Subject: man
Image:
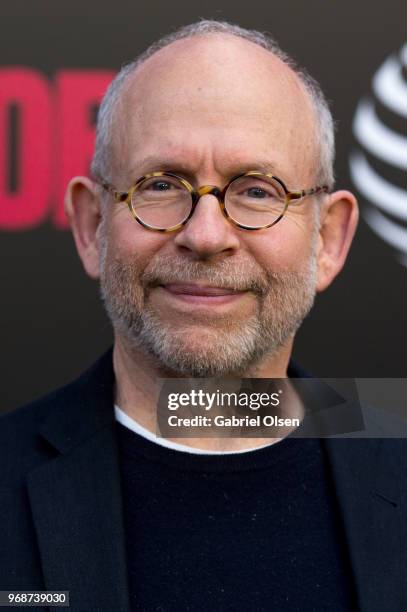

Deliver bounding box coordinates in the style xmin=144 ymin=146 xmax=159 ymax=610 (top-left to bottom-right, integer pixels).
xmin=1 ymin=20 xmax=406 ymax=612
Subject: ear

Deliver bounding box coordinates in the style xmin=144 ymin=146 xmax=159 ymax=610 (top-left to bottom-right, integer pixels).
xmin=316 ymin=190 xmax=359 ymax=292
xmin=64 ymin=176 xmax=103 ymax=280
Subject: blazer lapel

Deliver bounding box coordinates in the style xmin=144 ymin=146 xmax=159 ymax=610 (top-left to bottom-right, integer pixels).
xmin=324 ymin=437 xmax=407 ymax=612
xmin=26 ymin=349 xmax=130 ymax=612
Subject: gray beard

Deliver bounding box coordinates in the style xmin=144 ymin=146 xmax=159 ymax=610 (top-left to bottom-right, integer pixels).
xmin=99 ymin=246 xmax=317 ymax=378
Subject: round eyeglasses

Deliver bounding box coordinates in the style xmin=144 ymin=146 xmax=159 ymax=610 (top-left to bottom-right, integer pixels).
xmin=99 ymin=171 xmax=329 ymax=232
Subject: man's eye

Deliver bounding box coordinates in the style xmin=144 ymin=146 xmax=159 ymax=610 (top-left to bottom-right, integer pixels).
xmin=246 ymin=187 xmax=272 ymax=198
xmin=150 ymin=181 xmax=173 ymax=191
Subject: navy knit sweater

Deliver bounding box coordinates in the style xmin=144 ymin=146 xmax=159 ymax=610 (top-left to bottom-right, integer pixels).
xmin=117 ymin=423 xmax=357 ymax=612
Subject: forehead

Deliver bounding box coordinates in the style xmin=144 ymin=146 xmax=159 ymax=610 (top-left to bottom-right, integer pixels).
xmin=116 ymin=35 xmax=317 ymax=185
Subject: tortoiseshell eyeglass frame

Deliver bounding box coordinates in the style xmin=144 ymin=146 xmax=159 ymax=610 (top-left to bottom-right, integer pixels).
xmin=98 ymin=170 xmax=329 ymax=232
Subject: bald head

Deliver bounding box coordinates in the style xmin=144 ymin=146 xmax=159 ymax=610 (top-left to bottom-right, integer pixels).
xmin=113 ymin=36 xmax=316 ymax=189
xmin=92 ymin=21 xmax=335 ymax=191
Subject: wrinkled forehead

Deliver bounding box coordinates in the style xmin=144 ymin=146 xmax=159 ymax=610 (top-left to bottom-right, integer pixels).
xmin=114 ymin=35 xmax=318 ymax=185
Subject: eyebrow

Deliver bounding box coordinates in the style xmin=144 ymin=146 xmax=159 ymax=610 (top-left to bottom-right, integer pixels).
xmin=127 ymin=155 xmax=289 ymax=185
xmin=128 ymin=156 xmax=195 ymax=180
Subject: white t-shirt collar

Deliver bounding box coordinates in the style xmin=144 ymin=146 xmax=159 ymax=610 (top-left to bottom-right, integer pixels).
xmin=114 ymin=404 xmax=276 ymax=455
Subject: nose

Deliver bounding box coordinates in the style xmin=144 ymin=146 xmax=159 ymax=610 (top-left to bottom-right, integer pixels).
xmin=173 ymin=192 xmax=240 ymax=259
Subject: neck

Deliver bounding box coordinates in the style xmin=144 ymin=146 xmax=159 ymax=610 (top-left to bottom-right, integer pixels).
xmin=113 ymin=334 xmax=301 ymax=452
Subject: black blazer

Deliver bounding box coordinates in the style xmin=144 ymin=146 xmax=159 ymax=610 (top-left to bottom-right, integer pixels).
xmin=1 ymin=349 xmax=406 ymax=611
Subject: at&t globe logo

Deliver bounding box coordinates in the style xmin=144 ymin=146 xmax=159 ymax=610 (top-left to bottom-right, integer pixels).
xmin=349 ymin=43 xmax=407 ymax=266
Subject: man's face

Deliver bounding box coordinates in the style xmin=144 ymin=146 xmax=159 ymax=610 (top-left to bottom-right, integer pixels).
xmin=98 ymin=35 xmax=321 ymax=377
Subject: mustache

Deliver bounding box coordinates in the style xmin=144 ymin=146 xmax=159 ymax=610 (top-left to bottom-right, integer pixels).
xmin=140 ymin=255 xmax=272 ymax=296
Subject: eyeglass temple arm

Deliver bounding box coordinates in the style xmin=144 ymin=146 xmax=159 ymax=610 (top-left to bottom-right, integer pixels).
xmin=288 ymin=185 xmax=329 ymax=202
xmin=100 ymin=180 xmax=129 ymax=203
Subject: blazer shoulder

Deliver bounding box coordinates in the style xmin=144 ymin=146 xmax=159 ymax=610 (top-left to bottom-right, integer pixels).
xmin=1 ymin=387 xmax=64 ymax=438
xmin=0 ymin=348 xmax=114 ymax=466
xmin=0 ymin=380 xmax=79 ymax=474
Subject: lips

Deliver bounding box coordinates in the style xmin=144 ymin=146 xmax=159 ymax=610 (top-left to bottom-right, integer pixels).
xmin=162 ymin=283 xmax=242 ymax=296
